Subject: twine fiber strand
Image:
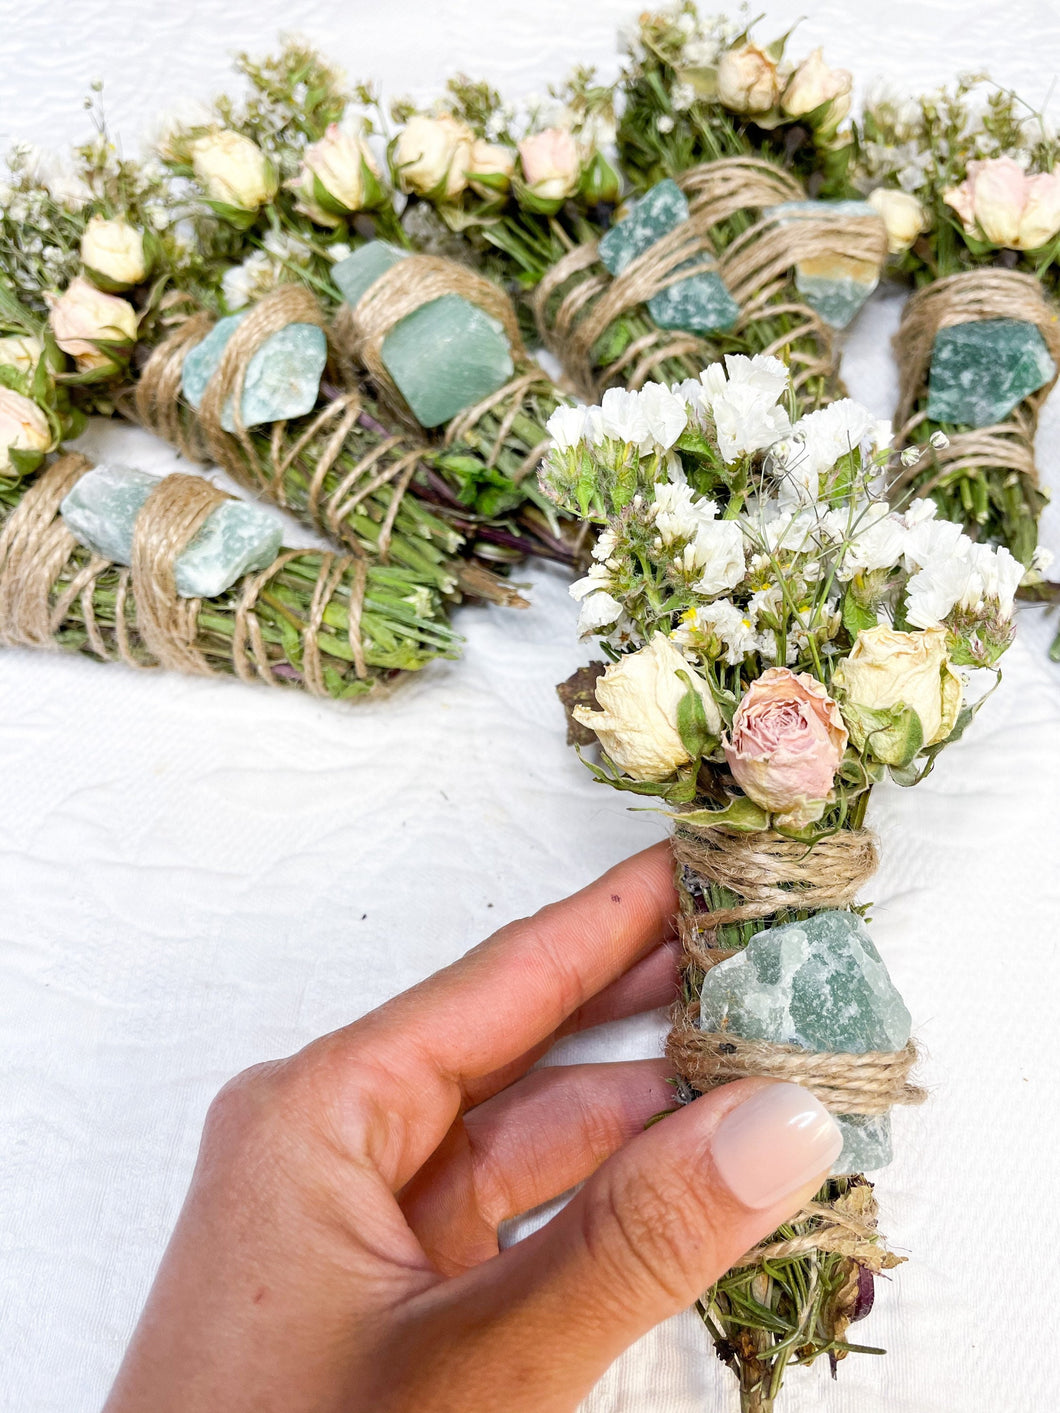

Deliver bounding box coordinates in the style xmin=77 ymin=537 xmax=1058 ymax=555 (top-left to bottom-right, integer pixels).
xmin=534 ymin=156 xmax=886 ymax=400
xmin=893 ymin=267 xmax=1060 ymax=493
xmin=0 ymin=456 xmax=371 ymax=691
xmin=134 ymin=287 xmax=429 ymax=565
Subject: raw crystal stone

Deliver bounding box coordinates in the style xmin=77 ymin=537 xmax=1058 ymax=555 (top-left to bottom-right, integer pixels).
xmin=647 ymin=272 xmax=739 ymax=333
xmin=182 ymin=312 xmax=327 ymax=432
xmin=698 ymin=909 xmax=911 ymax=1173
xmin=925 ymin=318 xmax=1055 ymax=427
xmin=598 ymin=179 xmax=691 ymax=275
xmin=769 ymin=200 xmax=881 ymax=329
xmin=599 ymin=178 xmax=739 ymax=333
xmin=332 ymin=241 xmax=515 ymax=428
xmin=61 ymin=462 xmax=284 ymax=598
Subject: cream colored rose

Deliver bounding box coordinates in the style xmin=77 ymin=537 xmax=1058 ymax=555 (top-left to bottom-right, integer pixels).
xmin=191 ymin=131 xmax=278 ymax=211
xmin=518 ymin=128 xmax=581 ymax=202
xmin=468 ymin=138 xmax=516 ymax=197
xmin=0 ymin=388 xmax=51 ymax=472
xmin=573 ymin=633 xmax=721 ymax=782
xmin=295 ymin=124 xmax=382 ymax=223
xmin=944 ymin=157 xmax=1060 ymax=251
xmin=781 ymin=49 xmax=852 ymax=129
xmin=80 ymin=215 xmax=149 ymax=289
xmin=716 ymin=43 xmax=783 ymax=115
xmin=833 ymin=625 xmax=962 ymax=750
xmin=0 ymin=334 xmax=45 ymax=374
xmin=395 ymin=115 xmax=475 ymax=199
xmin=867 ymin=188 xmax=929 ymax=254
xmin=48 ymin=276 xmax=138 ymax=370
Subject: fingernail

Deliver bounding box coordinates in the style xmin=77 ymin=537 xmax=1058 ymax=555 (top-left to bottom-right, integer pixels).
xmin=710 ymin=1082 xmax=844 ymax=1210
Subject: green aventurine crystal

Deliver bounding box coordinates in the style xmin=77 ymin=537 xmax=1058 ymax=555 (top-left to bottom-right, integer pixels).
xmin=925 ymin=317 xmax=1056 ymax=427
xmin=61 ymin=462 xmax=284 ymax=598
xmin=598 ymin=179 xmax=738 ymax=334
xmin=699 ymin=910 xmax=911 ymax=1173
xmin=768 ymin=200 xmax=881 ymax=329
xmin=181 ymin=312 xmax=327 ymax=432
xmin=331 ymin=242 xmax=514 ymax=428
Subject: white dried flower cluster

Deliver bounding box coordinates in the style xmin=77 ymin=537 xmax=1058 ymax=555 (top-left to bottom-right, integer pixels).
xmin=542 ymin=355 xmax=1021 ymax=671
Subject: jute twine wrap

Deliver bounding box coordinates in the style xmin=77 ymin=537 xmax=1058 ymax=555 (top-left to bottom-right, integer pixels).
xmin=533 ymin=155 xmax=886 ymax=401
xmin=134 ymin=285 xmax=429 ymax=563
xmin=664 ymin=821 xmax=924 ymax=1266
xmin=892 ymin=267 xmax=1060 ymax=497
xmin=331 ymin=252 xmax=554 ymax=473
xmin=0 ymin=455 xmax=372 ymax=688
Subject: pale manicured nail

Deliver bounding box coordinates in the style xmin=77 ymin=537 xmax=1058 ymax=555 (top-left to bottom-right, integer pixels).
xmin=710 ymin=1082 xmax=844 ymax=1210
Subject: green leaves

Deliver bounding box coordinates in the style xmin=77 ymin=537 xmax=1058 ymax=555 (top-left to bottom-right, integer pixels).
xmin=841 ymin=699 xmax=924 ymax=769
xmin=671 ymin=795 xmax=770 ymax=833
xmin=675 ymin=669 xmax=720 ymax=762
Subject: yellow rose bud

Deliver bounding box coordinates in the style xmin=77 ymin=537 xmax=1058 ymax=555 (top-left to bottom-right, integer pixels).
xmin=191 ymin=131 xmax=278 ymax=212
xmin=716 ymin=43 xmax=783 ymax=116
xmin=0 ymin=334 xmax=45 ymax=374
xmin=867 ymin=188 xmax=929 ymax=255
xmin=394 ymin=115 xmax=475 ymax=200
xmin=833 ymin=625 xmax=962 ymax=751
xmin=80 ymin=215 xmax=149 ymax=290
xmin=572 ymin=633 xmax=721 ymax=782
xmin=0 ymin=388 xmax=52 ymax=472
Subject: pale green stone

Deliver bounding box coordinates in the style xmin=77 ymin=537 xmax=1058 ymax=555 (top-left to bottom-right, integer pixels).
xmin=769 ymin=200 xmax=881 ymax=329
xmin=598 ymin=179 xmax=691 ymax=275
xmin=648 ymin=272 xmax=739 ymax=333
xmin=60 ymin=462 xmax=283 ymax=598
xmin=181 ymin=313 xmax=327 ymax=432
xmin=698 ymin=910 xmax=911 ymax=1173
xmin=332 ymin=241 xmax=515 ymax=428
xmin=925 ymin=318 xmax=1055 ymax=427
xmin=599 ymin=178 xmax=739 ymax=334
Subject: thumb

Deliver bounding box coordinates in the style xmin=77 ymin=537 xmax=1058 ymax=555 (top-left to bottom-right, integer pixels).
xmin=450 ymin=1078 xmax=843 ymax=1409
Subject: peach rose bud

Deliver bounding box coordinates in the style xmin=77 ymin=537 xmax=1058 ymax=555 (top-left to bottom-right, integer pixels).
xmin=724 ymin=666 xmax=847 ymax=830
xmin=518 ymin=128 xmax=581 ymax=203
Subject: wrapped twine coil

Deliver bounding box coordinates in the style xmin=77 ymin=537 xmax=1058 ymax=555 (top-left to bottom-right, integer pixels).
xmin=331 ymin=252 xmax=556 ymax=477
xmin=0 ymin=454 xmax=372 ymax=688
xmin=135 ymin=285 xmax=427 ymax=563
xmin=533 ymin=155 xmax=887 ymax=401
xmin=665 ymin=821 xmax=924 ymax=1269
xmin=891 ymin=267 xmax=1060 ymax=499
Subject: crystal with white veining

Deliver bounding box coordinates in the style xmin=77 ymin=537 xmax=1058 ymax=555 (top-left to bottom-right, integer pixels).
xmin=768 ymin=200 xmax=881 ymax=329
xmin=698 ymin=909 xmax=911 ymax=1173
xmin=925 ymin=318 xmax=1055 ymax=427
xmin=181 ymin=313 xmax=327 ymax=432
xmin=61 ymin=462 xmax=284 ymax=598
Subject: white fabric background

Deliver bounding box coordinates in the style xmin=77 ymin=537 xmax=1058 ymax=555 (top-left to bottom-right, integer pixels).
xmin=2 ymin=4 xmax=1060 ymax=1411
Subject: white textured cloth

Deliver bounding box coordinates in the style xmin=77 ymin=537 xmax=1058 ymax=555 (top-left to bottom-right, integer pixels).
xmin=2 ymin=5 xmax=1060 ymax=1412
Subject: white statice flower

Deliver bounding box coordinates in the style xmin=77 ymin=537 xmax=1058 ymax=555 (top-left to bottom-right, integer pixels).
xmin=577 ymin=591 xmax=624 ymax=637
xmin=653 ymin=481 xmax=714 ymax=544
xmin=904 ymin=554 xmax=977 ymax=628
xmin=835 ymin=502 xmax=907 ymax=580
xmin=700 ymin=354 xmax=792 ymax=463
xmin=690 ymin=519 xmax=747 ymax=596
xmin=790 ymin=399 xmax=891 ymax=481
xmin=598 ymin=386 xmax=649 ymax=445
xmin=967 ymin=541 xmax=1023 ymax=616
xmin=569 ymin=563 xmax=614 ymax=601
xmin=592 ymin=527 xmax=618 ymax=562
xmin=637 ymin=381 xmax=689 ymax=452
xmin=674 ymin=599 xmax=759 ymax=665
xmin=546 ymin=403 xmax=591 ymax=451
xmin=652 ymin=482 xmax=747 ymax=596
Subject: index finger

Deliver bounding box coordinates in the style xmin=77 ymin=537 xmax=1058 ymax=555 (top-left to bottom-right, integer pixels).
xmin=358 ymin=841 xmax=676 ymax=1084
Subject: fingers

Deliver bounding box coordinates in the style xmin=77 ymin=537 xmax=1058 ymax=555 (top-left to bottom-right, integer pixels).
xmin=306 ymin=844 xmax=676 ymax=1187
xmin=462 ymin=937 xmax=680 ymax=1109
xmin=402 ymin=1080 xmax=843 ymax=1412
xmin=400 ymin=1059 xmax=674 ymax=1274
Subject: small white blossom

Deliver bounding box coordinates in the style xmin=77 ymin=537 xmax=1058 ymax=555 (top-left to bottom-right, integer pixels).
xmin=598 ymin=386 xmax=649 ymax=445
xmin=577 ymin=590 xmax=624 ymax=636
xmin=637 ymin=382 xmax=689 ymax=452
xmin=546 ymin=403 xmax=590 ymax=451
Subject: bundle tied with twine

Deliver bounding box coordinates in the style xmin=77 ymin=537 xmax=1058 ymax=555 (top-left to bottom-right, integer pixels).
xmin=135 ymin=285 xmax=428 ymax=565
xmin=891 ymin=268 xmax=1060 ymax=515
xmin=533 ymin=156 xmax=887 ymax=402
xmin=664 ymin=820 xmax=925 ymax=1272
xmin=0 ymin=453 xmax=383 ymax=694
xmin=331 ymin=251 xmax=557 ymax=482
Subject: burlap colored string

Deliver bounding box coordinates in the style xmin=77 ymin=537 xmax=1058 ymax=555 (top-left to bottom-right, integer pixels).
xmin=134 ymin=286 xmax=428 ymax=562
xmin=333 ymin=252 xmax=528 ymax=425
xmin=0 ymin=455 xmax=371 ymax=688
xmin=533 ymin=155 xmax=886 ymax=400
xmin=892 ymin=267 xmax=1060 ymax=496
xmin=664 ymin=823 xmax=923 ymax=1140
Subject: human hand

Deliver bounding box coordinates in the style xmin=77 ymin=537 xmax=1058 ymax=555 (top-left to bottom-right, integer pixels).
xmin=104 ymin=843 xmax=842 ymax=1413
